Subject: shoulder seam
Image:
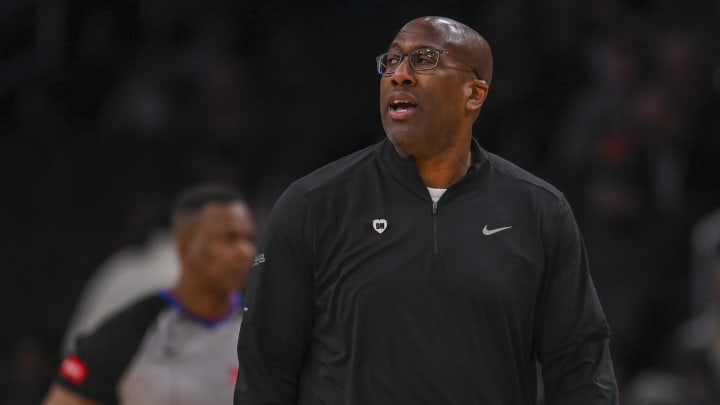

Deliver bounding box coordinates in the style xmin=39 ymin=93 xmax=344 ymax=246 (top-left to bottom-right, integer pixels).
xmin=296 ymin=143 xmax=380 ymax=197
xmin=488 ymin=155 xmax=564 ymax=201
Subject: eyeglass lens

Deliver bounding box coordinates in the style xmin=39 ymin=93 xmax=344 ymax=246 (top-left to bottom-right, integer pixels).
xmin=378 ymin=48 xmax=440 ymax=74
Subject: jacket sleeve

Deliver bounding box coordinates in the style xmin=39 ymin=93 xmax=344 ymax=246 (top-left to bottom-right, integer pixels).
xmin=536 ymin=197 xmax=619 ymax=405
xmin=235 ymin=182 xmax=315 ymax=405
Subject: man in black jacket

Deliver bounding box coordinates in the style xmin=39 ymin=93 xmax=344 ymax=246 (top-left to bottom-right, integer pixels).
xmin=235 ymin=16 xmax=619 ymax=404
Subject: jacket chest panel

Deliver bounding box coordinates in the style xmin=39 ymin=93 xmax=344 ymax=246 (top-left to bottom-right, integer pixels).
xmin=311 ymin=190 xmax=544 ymax=323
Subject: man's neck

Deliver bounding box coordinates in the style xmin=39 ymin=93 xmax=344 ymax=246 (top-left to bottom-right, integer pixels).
xmin=414 ymin=147 xmax=472 ymax=189
xmin=171 ymin=281 xmax=234 ymax=319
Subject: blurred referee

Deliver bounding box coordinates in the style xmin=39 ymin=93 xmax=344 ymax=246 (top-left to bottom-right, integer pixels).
xmin=43 ymin=184 xmax=256 ymax=404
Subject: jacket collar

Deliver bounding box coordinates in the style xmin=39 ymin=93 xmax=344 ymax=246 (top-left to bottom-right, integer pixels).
xmin=376 ymin=136 xmax=491 ymax=200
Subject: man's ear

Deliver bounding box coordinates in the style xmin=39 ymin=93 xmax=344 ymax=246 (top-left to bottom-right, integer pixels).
xmin=174 ymin=227 xmax=195 ymax=260
xmin=466 ymin=79 xmax=489 ymax=111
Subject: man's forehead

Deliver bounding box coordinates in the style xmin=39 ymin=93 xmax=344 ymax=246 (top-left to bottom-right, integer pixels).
xmin=200 ymin=201 xmax=250 ymax=219
xmin=390 ymin=31 xmax=441 ymax=50
xmin=390 ymin=19 xmax=463 ymax=50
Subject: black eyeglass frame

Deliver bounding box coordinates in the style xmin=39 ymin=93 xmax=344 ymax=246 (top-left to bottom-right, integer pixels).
xmin=376 ymin=47 xmax=481 ymax=80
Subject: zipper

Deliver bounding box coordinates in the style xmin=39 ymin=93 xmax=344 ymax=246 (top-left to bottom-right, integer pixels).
xmin=432 ymin=201 xmax=439 ymax=255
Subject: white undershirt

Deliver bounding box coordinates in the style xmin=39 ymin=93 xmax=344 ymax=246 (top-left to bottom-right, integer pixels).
xmin=427 ymin=187 xmax=447 ymax=203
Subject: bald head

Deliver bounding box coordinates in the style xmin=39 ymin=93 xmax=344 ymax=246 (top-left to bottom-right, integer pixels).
xmin=398 ymin=16 xmax=493 ymax=85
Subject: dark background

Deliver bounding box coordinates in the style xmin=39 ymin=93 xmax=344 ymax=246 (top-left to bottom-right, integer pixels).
xmin=1 ymin=0 xmax=719 ymax=403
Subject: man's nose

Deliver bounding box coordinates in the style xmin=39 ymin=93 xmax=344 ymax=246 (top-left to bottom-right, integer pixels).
xmin=390 ymin=57 xmax=417 ymax=86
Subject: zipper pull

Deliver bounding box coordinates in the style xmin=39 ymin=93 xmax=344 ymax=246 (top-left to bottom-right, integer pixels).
xmin=432 ymin=201 xmax=437 ymax=215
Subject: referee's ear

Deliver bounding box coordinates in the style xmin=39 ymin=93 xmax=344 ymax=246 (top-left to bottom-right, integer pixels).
xmin=174 ymin=224 xmax=194 ymax=262
xmin=173 ymin=213 xmax=198 ymax=260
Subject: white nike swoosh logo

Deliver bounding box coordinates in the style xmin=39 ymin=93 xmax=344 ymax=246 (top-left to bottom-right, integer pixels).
xmin=482 ymin=225 xmax=512 ymax=235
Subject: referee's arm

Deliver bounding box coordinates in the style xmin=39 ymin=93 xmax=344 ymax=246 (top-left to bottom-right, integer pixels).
xmin=42 ymin=384 xmax=99 ymax=405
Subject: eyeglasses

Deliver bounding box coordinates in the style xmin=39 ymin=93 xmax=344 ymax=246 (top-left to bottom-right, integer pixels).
xmin=376 ymin=47 xmax=481 ymax=79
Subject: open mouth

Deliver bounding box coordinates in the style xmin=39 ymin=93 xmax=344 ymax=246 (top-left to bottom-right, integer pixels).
xmin=388 ymin=100 xmax=418 ymax=120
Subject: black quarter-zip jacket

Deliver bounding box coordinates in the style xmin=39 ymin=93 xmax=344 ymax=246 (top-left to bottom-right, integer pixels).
xmin=235 ymin=138 xmax=618 ymax=405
